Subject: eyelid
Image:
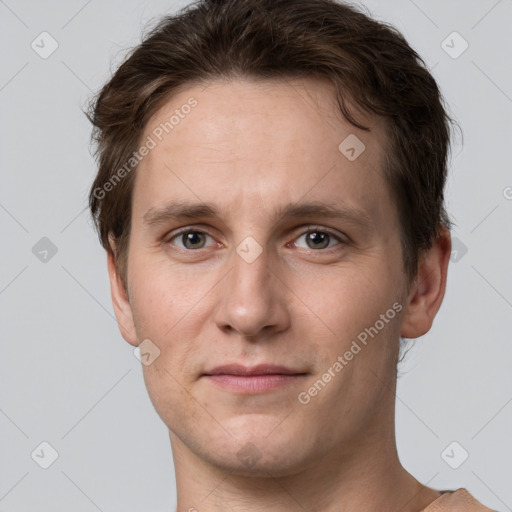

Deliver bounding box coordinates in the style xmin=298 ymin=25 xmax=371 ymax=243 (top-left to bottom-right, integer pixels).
xmin=294 ymin=224 xmax=347 ymax=241
xmin=164 ymin=224 xmax=348 ymax=250
xmin=290 ymin=225 xmax=347 ymax=250
xmin=165 ymin=226 xmax=218 ymax=248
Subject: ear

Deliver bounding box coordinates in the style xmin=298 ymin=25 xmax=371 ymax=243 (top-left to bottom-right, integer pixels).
xmin=107 ymin=237 xmax=138 ymax=346
xmin=400 ymin=226 xmax=451 ymax=339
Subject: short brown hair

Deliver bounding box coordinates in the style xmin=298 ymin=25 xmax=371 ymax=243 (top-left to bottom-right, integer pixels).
xmin=86 ymin=0 xmax=453 ymax=291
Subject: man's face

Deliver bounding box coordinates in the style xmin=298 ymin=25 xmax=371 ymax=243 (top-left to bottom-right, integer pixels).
xmin=115 ymin=77 xmax=410 ymax=475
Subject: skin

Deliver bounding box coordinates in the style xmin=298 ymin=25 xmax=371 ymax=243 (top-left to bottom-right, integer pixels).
xmin=107 ymin=76 xmax=451 ymax=512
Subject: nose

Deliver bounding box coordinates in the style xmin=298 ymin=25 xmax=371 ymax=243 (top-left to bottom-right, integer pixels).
xmin=213 ymin=240 xmax=290 ymax=339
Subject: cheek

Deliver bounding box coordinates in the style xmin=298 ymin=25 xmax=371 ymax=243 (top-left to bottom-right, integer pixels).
xmin=308 ymin=264 xmax=398 ymax=331
xmin=300 ymin=268 xmax=403 ymax=417
xmin=141 ymin=359 xmax=207 ymax=440
xmin=303 ymin=264 xmax=404 ymax=385
xmin=127 ymin=251 xmax=209 ymax=337
xmin=127 ymin=253 xmax=214 ymax=386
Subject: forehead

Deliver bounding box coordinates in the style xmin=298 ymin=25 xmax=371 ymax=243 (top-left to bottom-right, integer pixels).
xmin=132 ymin=77 xmax=393 ymax=225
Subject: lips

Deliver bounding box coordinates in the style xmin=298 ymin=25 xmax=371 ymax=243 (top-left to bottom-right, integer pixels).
xmin=204 ymin=364 xmax=306 ymax=376
xmin=203 ymin=364 xmax=307 ymax=394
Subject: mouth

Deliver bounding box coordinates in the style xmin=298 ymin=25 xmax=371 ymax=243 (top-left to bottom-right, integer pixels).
xmin=203 ymin=364 xmax=308 ymax=394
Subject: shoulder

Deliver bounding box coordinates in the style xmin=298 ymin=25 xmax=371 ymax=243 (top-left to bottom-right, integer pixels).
xmin=421 ymin=488 xmax=497 ymax=512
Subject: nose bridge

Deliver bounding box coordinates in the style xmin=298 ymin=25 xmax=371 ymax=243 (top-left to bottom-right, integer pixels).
xmin=232 ymin=236 xmax=269 ymax=291
xmin=213 ymin=235 xmax=288 ymax=337
xmin=229 ymin=235 xmax=273 ymax=308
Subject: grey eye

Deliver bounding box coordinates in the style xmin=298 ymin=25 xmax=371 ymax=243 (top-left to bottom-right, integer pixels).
xmin=295 ymin=230 xmax=340 ymax=250
xmin=171 ymin=231 xmax=214 ymax=249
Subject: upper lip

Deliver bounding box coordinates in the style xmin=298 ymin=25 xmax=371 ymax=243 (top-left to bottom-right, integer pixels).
xmin=204 ymin=364 xmax=306 ymax=376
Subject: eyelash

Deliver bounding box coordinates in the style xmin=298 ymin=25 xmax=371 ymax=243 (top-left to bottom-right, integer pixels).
xmin=165 ymin=226 xmax=346 ymax=252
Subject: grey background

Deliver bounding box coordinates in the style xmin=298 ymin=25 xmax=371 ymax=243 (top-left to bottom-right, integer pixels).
xmin=1 ymin=0 xmax=511 ymax=510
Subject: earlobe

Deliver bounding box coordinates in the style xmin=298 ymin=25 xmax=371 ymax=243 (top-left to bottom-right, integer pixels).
xmin=106 ymin=241 xmax=139 ymax=346
xmin=400 ymin=227 xmax=451 ymax=339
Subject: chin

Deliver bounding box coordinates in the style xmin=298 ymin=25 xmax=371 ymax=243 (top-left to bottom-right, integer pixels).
xmin=206 ymin=443 xmax=312 ymax=478
xmin=198 ymin=416 xmax=315 ymax=477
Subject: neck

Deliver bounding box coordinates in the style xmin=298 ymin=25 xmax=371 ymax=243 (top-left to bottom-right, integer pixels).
xmin=170 ymin=419 xmax=441 ymax=512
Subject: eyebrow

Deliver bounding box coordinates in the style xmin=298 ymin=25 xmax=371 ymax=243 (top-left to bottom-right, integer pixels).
xmin=142 ymin=200 xmax=373 ymax=229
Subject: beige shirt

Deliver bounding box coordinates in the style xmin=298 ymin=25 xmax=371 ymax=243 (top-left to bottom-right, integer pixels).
xmin=422 ymin=488 xmax=496 ymax=511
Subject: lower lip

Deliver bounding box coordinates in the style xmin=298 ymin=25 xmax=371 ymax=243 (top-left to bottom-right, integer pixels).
xmin=204 ymin=374 xmax=305 ymax=393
